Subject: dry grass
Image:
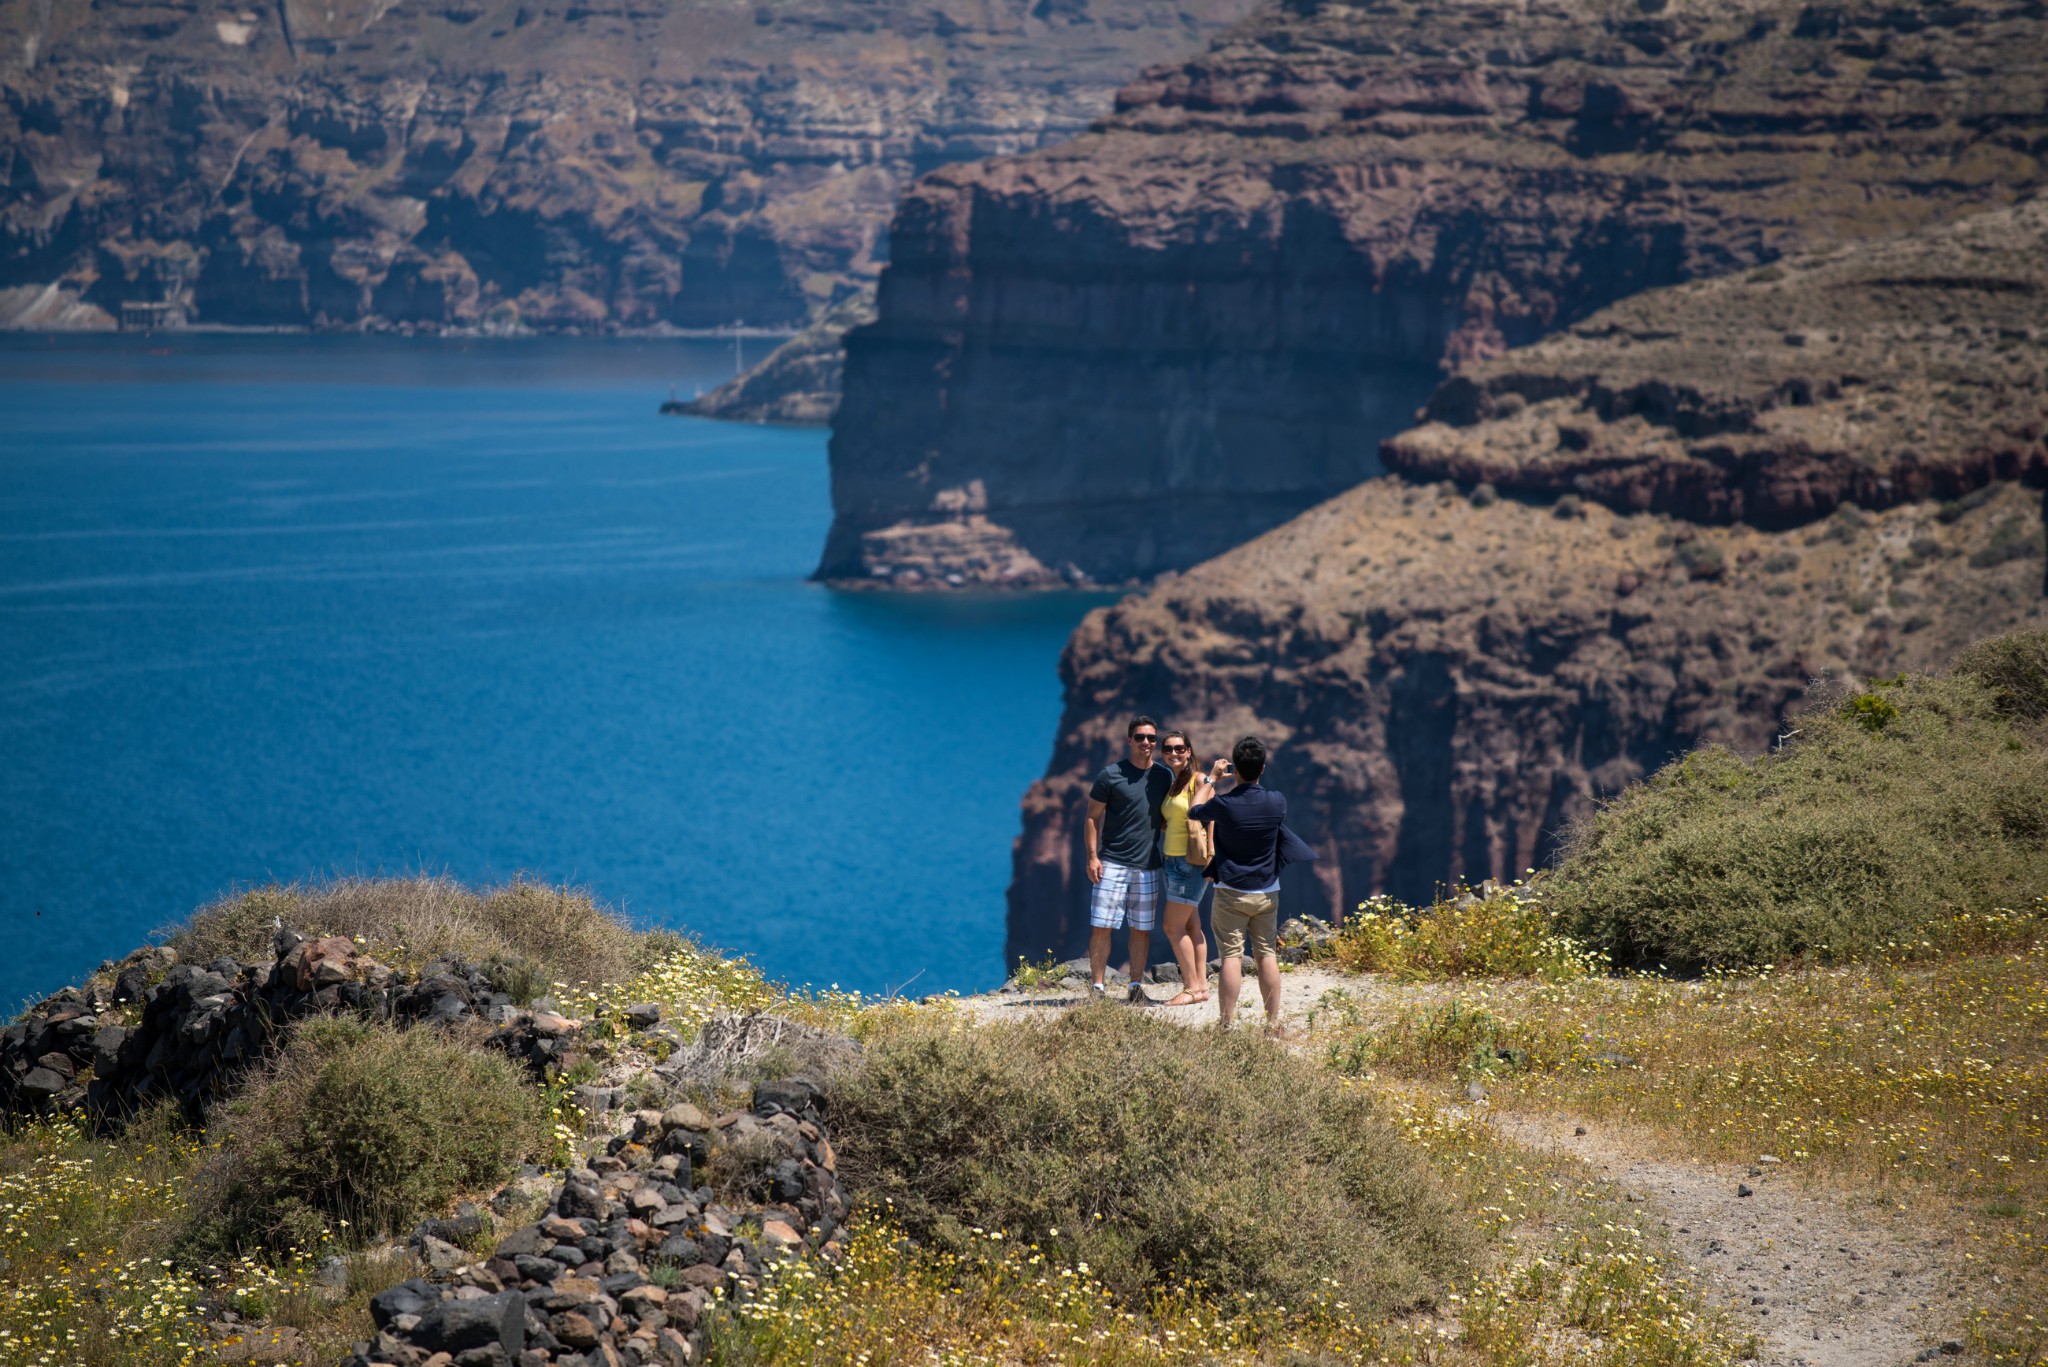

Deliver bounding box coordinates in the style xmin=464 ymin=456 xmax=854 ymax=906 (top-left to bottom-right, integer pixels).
xmin=169 ymin=876 xmax=668 ymax=988
xmin=1313 ymin=911 xmax=2048 ymax=1363
xmin=709 ymin=1080 xmax=1755 ymax=1367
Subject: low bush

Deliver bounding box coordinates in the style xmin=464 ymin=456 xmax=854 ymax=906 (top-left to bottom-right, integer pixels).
xmin=1547 ymin=631 xmax=2048 ymax=972
xmin=1330 ymin=886 xmax=1604 ymax=982
xmin=172 ymin=875 xmax=659 ymax=989
xmin=830 ymin=1007 xmax=1477 ymax=1317
xmin=185 ymin=1017 xmax=547 ymax=1254
xmin=1956 ymin=627 xmax=2048 ymax=721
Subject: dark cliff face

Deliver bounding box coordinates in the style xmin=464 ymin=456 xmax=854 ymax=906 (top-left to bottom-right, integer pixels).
xmin=0 ymin=0 xmax=1262 ymax=330
xmin=823 ymin=0 xmax=2048 ymax=588
xmin=1003 ymin=201 xmax=2048 ymax=969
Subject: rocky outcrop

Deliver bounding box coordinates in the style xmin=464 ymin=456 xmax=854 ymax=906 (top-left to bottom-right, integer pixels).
xmin=674 ymin=287 xmax=875 ymax=425
xmin=0 ymin=931 xmax=595 ymax=1124
xmin=1383 ymin=202 xmax=2048 ymax=536
xmin=823 ymin=0 xmax=2048 ymax=587
xmin=1002 ymin=204 xmax=2048 ymax=968
xmin=0 ymin=0 xmax=1263 ymax=330
xmin=349 ymin=1078 xmax=849 ymax=1367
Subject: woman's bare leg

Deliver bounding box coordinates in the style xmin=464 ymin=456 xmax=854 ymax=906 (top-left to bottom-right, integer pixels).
xmin=1160 ymin=900 xmax=1204 ymax=1005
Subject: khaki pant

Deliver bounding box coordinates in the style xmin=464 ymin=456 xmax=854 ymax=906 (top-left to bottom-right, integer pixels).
xmin=1211 ymin=886 xmax=1278 ymax=961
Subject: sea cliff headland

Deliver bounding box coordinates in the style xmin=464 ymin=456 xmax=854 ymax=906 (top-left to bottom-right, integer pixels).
xmin=820 ymin=0 xmax=2048 ymax=588
xmin=1006 ymin=200 xmax=2048 ymax=964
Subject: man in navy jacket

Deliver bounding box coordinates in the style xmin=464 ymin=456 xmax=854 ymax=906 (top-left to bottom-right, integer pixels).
xmin=1188 ymin=735 xmax=1315 ymax=1034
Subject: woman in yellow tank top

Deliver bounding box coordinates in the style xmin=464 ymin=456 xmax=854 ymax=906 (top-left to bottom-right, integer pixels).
xmin=1158 ymin=729 xmax=1214 ymax=1007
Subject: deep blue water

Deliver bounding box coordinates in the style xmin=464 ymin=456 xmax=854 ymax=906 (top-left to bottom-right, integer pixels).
xmin=0 ymin=334 xmax=1099 ymax=1009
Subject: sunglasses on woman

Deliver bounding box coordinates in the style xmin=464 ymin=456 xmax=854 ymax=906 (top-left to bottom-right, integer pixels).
xmin=1162 ymin=743 xmax=1189 ymax=754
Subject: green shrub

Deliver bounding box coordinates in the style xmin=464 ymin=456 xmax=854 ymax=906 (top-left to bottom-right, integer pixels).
xmin=831 ymin=1009 xmax=1477 ymax=1316
xmin=172 ymin=876 xmax=658 ymax=988
xmin=1548 ymin=634 xmax=2048 ymax=972
xmin=1955 ymin=628 xmax=2048 ymax=721
xmin=185 ymin=1017 xmax=547 ymax=1253
xmin=1839 ymin=689 xmax=1899 ymax=732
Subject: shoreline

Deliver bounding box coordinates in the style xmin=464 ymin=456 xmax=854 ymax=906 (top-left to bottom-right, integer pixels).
xmin=0 ymin=323 xmax=804 ymax=341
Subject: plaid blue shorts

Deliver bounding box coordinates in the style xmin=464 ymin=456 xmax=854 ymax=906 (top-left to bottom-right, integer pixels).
xmin=1090 ymin=860 xmax=1161 ymax=932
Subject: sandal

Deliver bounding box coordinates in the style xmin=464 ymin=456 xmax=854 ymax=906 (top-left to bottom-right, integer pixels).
xmin=1161 ymin=990 xmax=1201 ymax=1007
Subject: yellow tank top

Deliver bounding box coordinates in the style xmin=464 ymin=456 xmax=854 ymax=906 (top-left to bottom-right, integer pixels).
xmin=1162 ymin=779 xmax=1194 ymax=857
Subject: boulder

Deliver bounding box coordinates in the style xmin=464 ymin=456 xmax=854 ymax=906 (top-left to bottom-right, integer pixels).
xmin=412 ymin=1289 xmax=526 ymax=1356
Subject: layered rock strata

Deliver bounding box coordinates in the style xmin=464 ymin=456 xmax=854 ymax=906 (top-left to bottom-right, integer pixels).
xmin=1003 ymin=203 xmax=2048 ymax=967
xmin=1385 ymin=202 xmax=2048 ymax=538
xmin=0 ymin=0 xmax=1262 ymax=330
xmin=824 ymin=0 xmax=2048 ymax=586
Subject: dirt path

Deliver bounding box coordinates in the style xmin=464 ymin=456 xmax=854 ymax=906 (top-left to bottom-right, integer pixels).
xmin=1495 ymin=1112 xmax=1955 ymax=1367
xmin=958 ymin=969 xmax=1961 ymax=1366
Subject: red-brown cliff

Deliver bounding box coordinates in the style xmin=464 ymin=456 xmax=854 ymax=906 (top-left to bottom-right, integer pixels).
xmin=824 ymin=0 xmax=2048 ymax=586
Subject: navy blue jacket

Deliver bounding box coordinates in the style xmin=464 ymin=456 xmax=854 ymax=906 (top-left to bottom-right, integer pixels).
xmin=1188 ymin=782 xmax=1318 ymax=891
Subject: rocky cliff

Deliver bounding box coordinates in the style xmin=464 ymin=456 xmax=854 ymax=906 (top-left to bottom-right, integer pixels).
xmin=0 ymin=0 xmax=1261 ymax=330
xmin=675 ymin=286 xmax=874 ymax=424
xmin=823 ymin=0 xmax=2048 ymax=587
xmin=1004 ymin=200 xmax=2048 ymax=968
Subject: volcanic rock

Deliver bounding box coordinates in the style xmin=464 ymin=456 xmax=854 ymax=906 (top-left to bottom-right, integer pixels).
xmin=1384 ymin=201 xmax=2048 ymax=535
xmin=676 ymin=288 xmax=876 ymax=425
xmin=1002 ymin=204 xmax=2047 ymax=962
xmin=1 ymin=0 xmax=1264 ymax=331
xmin=824 ymin=0 xmax=2048 ymax=587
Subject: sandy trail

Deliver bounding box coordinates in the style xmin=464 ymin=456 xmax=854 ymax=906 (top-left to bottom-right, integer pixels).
xmin=958 ymin=967 xmax=1962 ymax=1367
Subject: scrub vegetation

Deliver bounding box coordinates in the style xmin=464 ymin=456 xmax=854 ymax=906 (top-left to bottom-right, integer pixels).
xmin=4 ymin=632 xmax=2043 ymax=1366
xmin=181 ymin=1016 xmax=548 ymax=1256
xmin=832 ymin=1008 xmax=1475 ymax=1313
xmin=170 ymin=876 xmax=670 ymax=991
xmin=1300 ymin=630 xmax=2048 ymax=1365
xmin=1546 ymin=631 xmax=2048 ymax=973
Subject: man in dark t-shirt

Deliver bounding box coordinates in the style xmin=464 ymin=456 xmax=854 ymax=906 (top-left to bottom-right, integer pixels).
xmin=1083 ymin=715 xmax=1172 ymax=1001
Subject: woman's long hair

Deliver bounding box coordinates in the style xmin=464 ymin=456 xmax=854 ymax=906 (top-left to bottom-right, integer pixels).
xmin=1164 ymin=730 xmax=1202 ymax=796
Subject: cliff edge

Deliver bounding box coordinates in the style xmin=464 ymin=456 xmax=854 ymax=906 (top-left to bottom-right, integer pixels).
xmin=1005 ymin=200 xmax=2048 ymax=967
xmin=823 ymin=0 xmax=2048 ymax=588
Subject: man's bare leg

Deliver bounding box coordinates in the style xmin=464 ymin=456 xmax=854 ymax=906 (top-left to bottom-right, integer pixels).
xmin=1217 ymin=950 xmax=1242 ymax=1028
xmin=1088 ymin=926 xmax=1114 ymax=989
xmin=1125 ymin=928 xmax=1150 ymax=988
xmin=1255 ymin=952 xmax=1283 ymax=1034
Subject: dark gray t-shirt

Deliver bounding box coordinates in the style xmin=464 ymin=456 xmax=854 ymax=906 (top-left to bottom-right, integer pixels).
xmin=1088 ymin=760 xmax=1171 ymax=870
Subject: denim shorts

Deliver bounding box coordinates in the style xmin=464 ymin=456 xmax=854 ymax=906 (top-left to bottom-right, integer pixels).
xmin=1161 ymin=855 xmax=1207 ymax=905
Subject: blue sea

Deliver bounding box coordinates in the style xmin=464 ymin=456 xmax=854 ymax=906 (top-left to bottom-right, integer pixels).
xmin=0 ymin=334 xmax=1100 ymax=1009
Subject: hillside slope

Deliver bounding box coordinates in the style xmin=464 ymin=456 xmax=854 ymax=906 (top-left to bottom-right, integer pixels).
xmin=0 ymin=0 xmax=1262 ymax=330
xmin=823 ymin=0 xmax=2048 ymax=586
xmin=1005 ymin=200 xmax=2048 ymax=966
